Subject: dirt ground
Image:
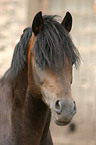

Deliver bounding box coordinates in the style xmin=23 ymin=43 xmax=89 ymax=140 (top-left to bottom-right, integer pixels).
xmin=0 ymin=0 xmax=96 ymax=145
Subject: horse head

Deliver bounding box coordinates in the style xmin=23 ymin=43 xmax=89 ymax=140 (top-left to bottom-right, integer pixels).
xmin=27 ymin=11 xmax=80 ymax=126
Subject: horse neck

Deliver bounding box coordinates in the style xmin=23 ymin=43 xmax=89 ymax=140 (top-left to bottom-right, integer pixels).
xmin=11 ymin=66 xmax=51 ymax=145
xmin=11 ymin=67 xmax=28 ymax=144
xmin=21 ymin=54 xmax=51 ymax=145
xmin=22 ymin=88 xmax=50 ymax=145
xmin=11 ymin=66 xmax=28 ymax=106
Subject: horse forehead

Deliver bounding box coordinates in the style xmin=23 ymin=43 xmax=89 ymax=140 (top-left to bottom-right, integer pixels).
xmin=44 ymin=61 xmax=71 ymax=81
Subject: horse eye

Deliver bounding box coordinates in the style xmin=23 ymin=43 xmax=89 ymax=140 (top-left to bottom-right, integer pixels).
xmin=40 ymin=80 xmax=44 ymax=85
xmin=70 ymin=68 xmax=73 ymax=84
xmin=71 ymin=76 xmax=73 ymax=84
xmin=72 ymin=58 xmax=75 ymax=66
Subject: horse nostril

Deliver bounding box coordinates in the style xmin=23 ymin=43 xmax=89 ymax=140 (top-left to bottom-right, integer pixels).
xmin=54 ymin=99 xmax=62 ymax=114
xmin=73 ymin=101 xmax=76 ymax=113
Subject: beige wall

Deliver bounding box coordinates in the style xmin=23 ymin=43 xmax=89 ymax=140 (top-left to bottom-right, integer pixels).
xmin=27 ymin=0 xmax=39 ymax=25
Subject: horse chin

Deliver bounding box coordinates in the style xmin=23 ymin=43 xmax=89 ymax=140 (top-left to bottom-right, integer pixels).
xmin=55 ymin=120 xmax=71 ymax=126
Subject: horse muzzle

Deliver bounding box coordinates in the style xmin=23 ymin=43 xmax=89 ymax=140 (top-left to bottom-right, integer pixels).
xmin=52 ymin=98 xmax=77 ymax=126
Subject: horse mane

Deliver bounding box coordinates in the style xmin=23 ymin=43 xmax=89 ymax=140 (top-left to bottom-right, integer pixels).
xmin=10 ymin=14 xmax=80 ymax=79
xmin=10 ymin=27 xmax=32 ymax=79
xmin=34 ymin=15 xmax=80 ymax=72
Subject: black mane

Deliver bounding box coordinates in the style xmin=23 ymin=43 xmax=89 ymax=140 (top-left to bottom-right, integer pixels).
xmin=34 ymin=15 xmax=80 ymax=71
xmin=10 ymin=15 xmax=80 ymax=78
xmin=10 ymin=27 xmax=32 ymax=78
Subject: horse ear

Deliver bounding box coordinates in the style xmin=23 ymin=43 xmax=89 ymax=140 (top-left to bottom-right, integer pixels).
xmin=32 ymin=11 xmax=44 ymax=36
xmin=61 ymin=12 xmax=72 ymax=32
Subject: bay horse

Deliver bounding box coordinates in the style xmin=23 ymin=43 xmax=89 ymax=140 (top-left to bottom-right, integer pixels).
xmin=0 ymin=11 xmax=80 ymax=145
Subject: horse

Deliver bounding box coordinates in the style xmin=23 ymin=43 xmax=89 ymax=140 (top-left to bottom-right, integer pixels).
xmin=0 ymin=11 xmax=80 ymax=145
